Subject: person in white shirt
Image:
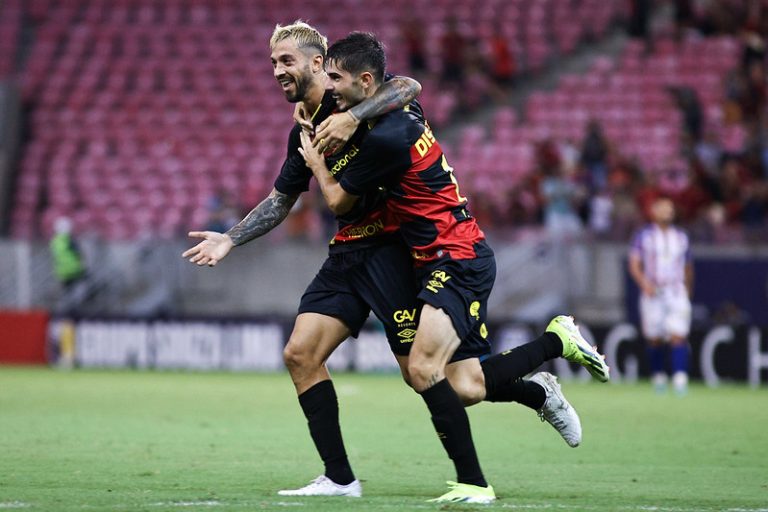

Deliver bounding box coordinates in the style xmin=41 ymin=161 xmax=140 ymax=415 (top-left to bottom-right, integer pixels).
xmin=629 ymin=197 xmax=694 ymax=394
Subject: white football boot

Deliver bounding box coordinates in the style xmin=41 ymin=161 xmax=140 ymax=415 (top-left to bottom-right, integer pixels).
xmin=278 ymin=475 xmax=362 ymax=497
xmin=529 ymin=372 xmax=583 ymax=447
xmin=672 ymin=371 xmax=688 ymax=396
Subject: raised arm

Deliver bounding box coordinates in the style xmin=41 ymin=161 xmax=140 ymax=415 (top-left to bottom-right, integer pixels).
xmin=348 ymin=75 xmax=421 ymax=123
xmin=182 ymin=188 xmax=298 ymax=267
xmin=312 ymin=76 xmax=422 ymax=153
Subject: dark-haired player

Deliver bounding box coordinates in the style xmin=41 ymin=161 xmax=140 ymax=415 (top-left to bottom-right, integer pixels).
xmin=299 ymin=32 xmax=610 ymax=503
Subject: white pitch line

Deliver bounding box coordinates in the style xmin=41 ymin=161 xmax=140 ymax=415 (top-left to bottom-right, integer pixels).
xmin=499 ymin=504 xmax=768 ymax=512
xmin=148 ymin=501 xmax=222 ymax=508
xmin=0 ymin=503 xmax=30 ymax=510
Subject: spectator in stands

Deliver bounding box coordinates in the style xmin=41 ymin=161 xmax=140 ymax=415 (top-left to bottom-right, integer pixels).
xmin=489 ymin=21 xmax=516 ymax=87
xmin=205 ymin=189 xmax=240 ymax=233
xmin=402 ymin=20 xmax=427 ymax=74
xmin=49 ymin=217 xmax=89 ymax=315
xmin=693 ymin=129 xmax=724 ymax=179
xmin=740 ymin=180 xmax=767 ymax=242
xmin=697 ymin=0 xmax=743 ymax=36
xmin=741 ymin=1 xmax=766 ymax=72
xmin=539 ymin=161 xmax=584 ymax=240
xmin=588 ymin=188 xmax=614 ymax=239
xmin=673 ymin=0 xmax=696 ymax=40
xmin=628 ymin=0 xmax=653 ymax=52
xmin=580 ymin=120 xmax=609 ymax=192
xmin=668 ymin=86 xmax=703 ymax=142
xmin=672 ymin=164 xmax=713 ymax=225
xmin=742 ymin=60 xmax=767 ymax=124
xmin=440 ymin=16 xmax=466 ymax=86
xmin=719 ymin=156 xmax=751 ymax=225
xmin=608 ymin=157 xmax=643 ymax=240
xmin=461 ymin=37 xmax=495 ymax=109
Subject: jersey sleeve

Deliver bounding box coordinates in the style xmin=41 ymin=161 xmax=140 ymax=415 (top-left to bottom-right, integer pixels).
xmin=274 ymin=125 xmax=312 ymax=195
xmin=337 ymin=116 xmax=414 ymax=196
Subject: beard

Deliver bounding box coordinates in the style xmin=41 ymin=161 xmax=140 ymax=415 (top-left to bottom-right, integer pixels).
xmin=285 ymin=65 xmax=313 ymax=103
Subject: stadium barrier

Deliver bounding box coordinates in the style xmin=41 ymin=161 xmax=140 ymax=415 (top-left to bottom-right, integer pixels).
xmin=0 ymin=309 xmax=49 ymax=364
xmin=46 ymin=317 xmax=768 ymax=387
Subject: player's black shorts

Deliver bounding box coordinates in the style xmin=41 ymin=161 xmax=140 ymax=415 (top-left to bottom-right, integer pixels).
xmin=298 ymin=242 xmax=420 ymax=356
xmin=416 ymin=241 xmax=496 ymax=362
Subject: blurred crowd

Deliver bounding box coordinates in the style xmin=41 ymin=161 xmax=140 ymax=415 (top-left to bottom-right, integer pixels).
xmin=271 ymin=1 xmax=768 ymax=246
xmin=441 ymin=0 xmax=768 ymax=244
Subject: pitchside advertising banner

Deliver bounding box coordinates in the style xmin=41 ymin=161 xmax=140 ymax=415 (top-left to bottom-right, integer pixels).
xmin=48 ymin=318 xmax=768 ymax=387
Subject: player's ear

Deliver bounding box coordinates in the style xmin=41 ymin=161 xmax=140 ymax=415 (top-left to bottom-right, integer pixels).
xmin=360 ymin=71 xmax=374 ymax=90
xmin=311 ymin=54 xmax=324 ymax=74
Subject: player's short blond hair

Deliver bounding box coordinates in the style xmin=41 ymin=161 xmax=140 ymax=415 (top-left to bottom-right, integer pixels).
xmin=270 ymin=20 xmax=328 ymax=57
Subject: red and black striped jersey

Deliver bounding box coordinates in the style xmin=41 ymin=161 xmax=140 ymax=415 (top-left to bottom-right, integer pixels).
xmin=273 ymin=90 xmax=399 ymax=252
xmin=337 ymin=101 xmax=485 ymax=263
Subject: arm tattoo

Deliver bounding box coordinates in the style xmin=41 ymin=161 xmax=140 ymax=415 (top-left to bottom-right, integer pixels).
xmin=348 ymin=76 xmax=421 ymax=121
xmin=225 ymin=190 xmax=298 ymax=246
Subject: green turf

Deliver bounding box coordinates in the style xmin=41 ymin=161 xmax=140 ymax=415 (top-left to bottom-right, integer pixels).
xmin=0 ymin=367 xmax=766 ymax=511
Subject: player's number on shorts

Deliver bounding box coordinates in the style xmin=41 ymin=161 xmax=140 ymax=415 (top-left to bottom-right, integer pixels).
xmin=441 ymin=155 xmax=467 ymax=203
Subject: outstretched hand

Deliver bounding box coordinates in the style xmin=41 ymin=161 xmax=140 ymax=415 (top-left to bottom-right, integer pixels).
xmin=182 ymin=231 xmax=234 ymax=267
xmin=312 ymin=111 xmax=360 ymax=154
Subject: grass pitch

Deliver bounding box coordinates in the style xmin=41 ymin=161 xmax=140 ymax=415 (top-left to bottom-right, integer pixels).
xmin=0 ymin=367 xmax=766 ymax=512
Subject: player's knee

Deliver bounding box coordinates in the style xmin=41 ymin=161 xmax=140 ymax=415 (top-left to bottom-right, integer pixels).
xmin=407 ymin=358 xmax=442 ymax=391
xmin=399 ymin=367 xmax=414 ymax=388
xmin=282 ymin=342 xmax=316 ymax=372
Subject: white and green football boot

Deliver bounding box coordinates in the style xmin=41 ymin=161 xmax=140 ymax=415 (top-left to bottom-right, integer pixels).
xmin=427 ymin=481 xmax=496 ymax=504
xmin=277 ymin=475 xmax=362 ymax=497
xmin=529 ymin=371 xmax=582 ymax=447
xmin=547 ymin=315 xmax=610 ymax=382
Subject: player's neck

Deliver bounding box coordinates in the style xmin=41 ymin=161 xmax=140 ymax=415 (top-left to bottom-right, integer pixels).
xmin=301 ymin=81 xmax=326 ymax=116
xmin=365 ymin=83 xmax=381 ymax=101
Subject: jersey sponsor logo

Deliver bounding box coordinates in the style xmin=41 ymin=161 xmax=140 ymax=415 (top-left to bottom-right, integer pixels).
xmin=426 ymin=269 xmax=451 ymax=293
xmin=329 ymin=144 xmax=360 ymax=175
xmin=479 ymin=322 xmax=488 ymax=339
xmin=397 ymin=328 xmax=417 ymax=343
xmin=339 ymin=219 xmax=384 ymax=239
xmin=414 ymin=125 xmax=437 ymax=158
xmin=393 ymin=308 xmax=417 ymax=324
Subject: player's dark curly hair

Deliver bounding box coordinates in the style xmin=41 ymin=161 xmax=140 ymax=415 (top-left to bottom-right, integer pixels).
xmin=326 ymin=32 xmax=386 ymax=84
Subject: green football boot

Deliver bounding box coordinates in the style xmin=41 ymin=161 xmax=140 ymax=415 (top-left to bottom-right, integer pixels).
xmin=427 ymin=481 xmax=496 ymax=504
xmin=547 ymin=315 xmax=610 ymax=382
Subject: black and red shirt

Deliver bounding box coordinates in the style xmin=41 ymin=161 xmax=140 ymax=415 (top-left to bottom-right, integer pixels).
xmin=273 ymin=90 xmax=399 ymax=253
xmin=336 ymin=102 xmax=485 ymax=264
